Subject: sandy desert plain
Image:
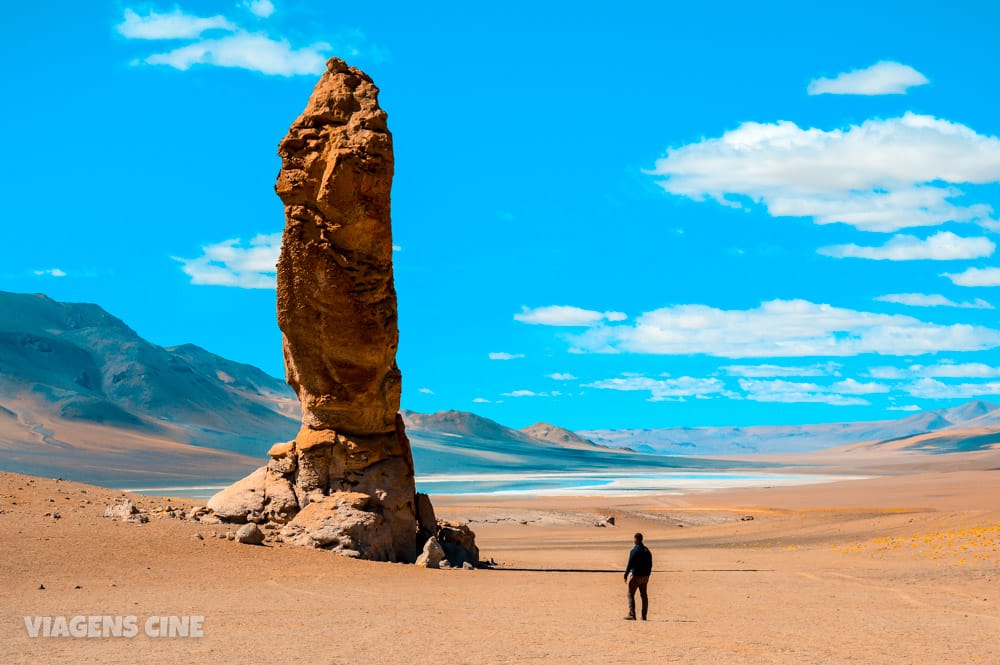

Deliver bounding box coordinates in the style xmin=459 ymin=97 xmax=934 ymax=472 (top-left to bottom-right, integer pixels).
xmin=2 ymin=442 xmax=999 ymax=665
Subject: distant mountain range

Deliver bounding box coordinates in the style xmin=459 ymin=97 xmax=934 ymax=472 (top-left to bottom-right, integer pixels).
xmin=1 ymin=291 xmax=997 ymax=486
xmin=0 ymin=292 xmax=730 ymax=485
xmin=401 ymin=410 xmax=732 ymax=476
xmin=580 ymin=400 xmax=1000 ymax=456
xmin=0 ymin=291 xmax=299 ymax=484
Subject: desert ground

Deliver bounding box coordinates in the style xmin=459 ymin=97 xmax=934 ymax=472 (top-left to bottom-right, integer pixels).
xmin=2 ymin=464 xmax=999 ymax=665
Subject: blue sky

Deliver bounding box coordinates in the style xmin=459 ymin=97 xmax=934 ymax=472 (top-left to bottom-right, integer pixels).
xmin=4 ymin=1 xmax=1000 ymax=430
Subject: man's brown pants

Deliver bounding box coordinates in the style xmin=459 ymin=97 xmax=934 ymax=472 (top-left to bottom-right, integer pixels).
xmin=627 ymin=575 xmax=650 ymax=619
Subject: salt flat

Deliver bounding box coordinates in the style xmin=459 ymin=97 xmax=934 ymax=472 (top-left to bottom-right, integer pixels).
xmin=2 ymin=467 xmax=998 ymax=665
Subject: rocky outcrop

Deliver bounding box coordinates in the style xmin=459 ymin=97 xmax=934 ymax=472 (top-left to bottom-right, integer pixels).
xmin=102 ymin=498 xmax=148 ymax=524
xmin=205 ymin=57 xmax=467 ymax=565
xmin=278 ymin=492 xmax=393 ymax=560
xmin=437 ymin=522 xmax=480 ymax=568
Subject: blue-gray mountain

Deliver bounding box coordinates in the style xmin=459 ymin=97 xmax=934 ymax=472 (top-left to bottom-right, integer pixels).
xmin=1 ymin=291 xmax=996 ymax=486
xmin=579 ymin=400 xmax=1000 ymax=456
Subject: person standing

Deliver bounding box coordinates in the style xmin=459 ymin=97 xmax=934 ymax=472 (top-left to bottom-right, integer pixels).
xmin=624 ymin=532 xmax=652 ymax=620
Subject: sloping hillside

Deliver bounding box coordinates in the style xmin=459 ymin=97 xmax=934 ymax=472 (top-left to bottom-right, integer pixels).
xmin=401 ymin=410 xmax=742 ymax=475
xmin=580 ymin=401 xmax=1000 ymax=456
xmin=0 ymin=292 xmax=298 ymax=470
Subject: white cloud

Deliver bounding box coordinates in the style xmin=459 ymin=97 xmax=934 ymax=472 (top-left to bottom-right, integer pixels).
xmin=874 ymin=293 xmax=993 ymax=309
xmin=243 ymin=0 xmax=275 ymax=18
xmin=514 ymin=306 xmax=627 ymax=327
xmin=488 ymin=352 xmax=525 ymax=361
xmin=33 ymin=268 xmax=67 ymax=278
xmin=818 ymin=232 xmax=994 ymax=261
xmin=418 ymin=387 xmax=434 ymax=395
xmin=903 ymin=377 xmax=1000 ymax=399
xmin=392 ymin=245 xmax=402 ymax=252
xmin=472 ymin=397 xmax=491 ymax=404
xmin=567 ymin=299 xmax=1000 ymax=358
xmin=738 ymin=378 xmax=886 ymax=406
xmin=721 ymin=362 xmax=841 ymax=378
xmin=174 ymin=232 xmax=279 ymax=289
xmin=501 ymin=390 xmax=558 ymax=398
xmin=808 ymin=61 xmax=929 ymax=96
xmin=942 ymin=267 xmax=1000 ymax=287
xmin=547 ymin=373 xmax=578 ymax=381
xmin=584 ymin=376 xmax=735 ymax=402
xmin=869 ymin=362 xmax=1000 ymax=380
xmin=116 ymin=8 xmax=236 ymax=40
xmin=144 ymin=32 xmax=328 ymax=76
xmin=651 ymin=113 xmax=1000 ymax=233
xmin=888 ymin=404 xmax=921 ymax=412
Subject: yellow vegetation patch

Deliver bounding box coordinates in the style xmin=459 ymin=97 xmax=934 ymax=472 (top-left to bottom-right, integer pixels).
xmin=835 ymin=523 xmax=1000 ymax=565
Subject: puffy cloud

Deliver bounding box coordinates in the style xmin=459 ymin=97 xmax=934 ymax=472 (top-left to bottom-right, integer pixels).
xmin=502 ymin=390 xmax=560 ymax=398
xmin=144 ymin=32 xmax=328 ymax=76
xmin=116 ymin=8 xmax=236 ymax=40
xmin=808 ymin=61 xmax=929 ymax=96
xmin=488 ymin=352 xmax=525 ymax=361
xmin=902 ymin=378 xmax=1000 ymax=399
xmin=868 ymin=362 xmax=1000 ymax=380
xmin=243 ymin=0 xmax=275 ymax=18
xmin=472 ymin=397 xmax=491 ymax=404
xmin=721 ymin=362 xmax=841 ymax=377
xmin=418 ymin=387 xmax=434 ymax=395
xmin=650 ymin=113 xmax=1000 ymax=232
xmin=818 ymin=232 xmax=994 ymax=261
xmin=546 ymin=373 xmax=578 ymax=380
xmin=942 ymin=267 xmax=1000 ymax=287
xmin=514 ymin=306 xmax=627 ymax=327
xmin=874 ymin=293 xmax=993 ymax=309
xmin=584 ymin=376 xmax=735 ymax=402
xmin=116 ymin=4 xmax=360 ymax=76
xmin=174 ymin=233 xmax=279 ymax=289
xmin=738 ymin=378 xmax=887 ymax=406
xmin=32 ymin=268 xmax=67 ymax=278
xmin=567 ymin=299 xmax=1000 ymax=358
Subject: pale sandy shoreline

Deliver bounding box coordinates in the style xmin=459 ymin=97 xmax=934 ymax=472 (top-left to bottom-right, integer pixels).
xmin=3 ymin=464 xmax=999 ymax=664
xmin=121 ymin=469 xmax=871 ymax=500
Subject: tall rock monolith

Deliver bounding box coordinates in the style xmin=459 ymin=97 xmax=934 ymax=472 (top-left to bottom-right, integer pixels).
xmin=208 ymin=58 xmax=419 ymax=563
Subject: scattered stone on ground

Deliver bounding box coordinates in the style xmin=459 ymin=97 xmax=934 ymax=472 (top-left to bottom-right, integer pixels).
xmin=102 ymin=498 xmax=148 ymax=524
xmin=235 ymin=523 xmax=264 ymax=546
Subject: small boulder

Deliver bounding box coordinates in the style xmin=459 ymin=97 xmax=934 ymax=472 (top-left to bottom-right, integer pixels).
xmin=207 ymin=467 xmax=267 ymax=523
xmin=415 ymin=537 xmax=445 ymax=569
xmin=235 ymin=523 xmax=264 ymax=545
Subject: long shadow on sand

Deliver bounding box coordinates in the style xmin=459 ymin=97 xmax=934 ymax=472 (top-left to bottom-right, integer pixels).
xmin=494 ymin=568 xmax=773 ymax=573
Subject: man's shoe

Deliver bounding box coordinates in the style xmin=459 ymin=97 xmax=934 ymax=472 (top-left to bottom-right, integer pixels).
xmin=624 ymin=615 xmax=636 ymax=621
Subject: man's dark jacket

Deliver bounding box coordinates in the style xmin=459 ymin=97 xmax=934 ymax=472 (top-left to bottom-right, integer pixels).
xmin=625 ymin=543 xmax=653 ymax=579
